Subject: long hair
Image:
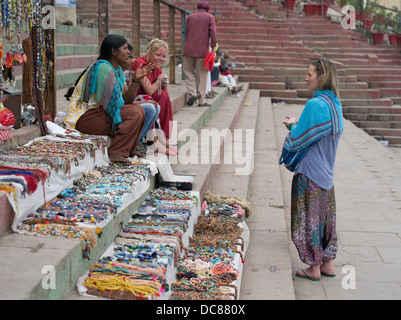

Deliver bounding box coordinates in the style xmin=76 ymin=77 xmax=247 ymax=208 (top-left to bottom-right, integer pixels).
xmin=65 ymin=35 xmax=128 ymax=101
xmin=311 ymin=57 xmax=339 ymax=98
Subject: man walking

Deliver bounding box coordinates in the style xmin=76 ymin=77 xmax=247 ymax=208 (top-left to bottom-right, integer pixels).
xmin=183 ymin=1 xmax=217 ymax=107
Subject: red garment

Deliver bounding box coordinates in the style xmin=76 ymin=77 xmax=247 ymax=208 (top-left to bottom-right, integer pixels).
xmin=204 ymin=51 xmax=215 ymax=72
xmin=183 ymin=10 xmax=217 ymax=58
xmin=131 ymin=56 xmax=173 ymax=139
xmin=219 ymin=67 xmax=234 ymax=78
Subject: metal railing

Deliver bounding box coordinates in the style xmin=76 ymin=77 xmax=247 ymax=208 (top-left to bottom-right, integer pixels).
xmin=99 ymin=0 xmax=190 ymax=84
xmin=150 ymin=0 xmax=191 ymax=83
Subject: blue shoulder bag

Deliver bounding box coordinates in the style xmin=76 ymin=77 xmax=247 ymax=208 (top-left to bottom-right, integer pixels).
xmin=278 ymin=140 xmax=318 ymax=172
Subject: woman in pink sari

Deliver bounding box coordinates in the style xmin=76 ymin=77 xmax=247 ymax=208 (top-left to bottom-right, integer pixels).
xmin=131 ymin=39 xmax=177 ymax=155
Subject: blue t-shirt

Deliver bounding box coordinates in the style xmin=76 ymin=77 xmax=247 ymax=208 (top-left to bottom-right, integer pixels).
xmin=295 ymin=132 xmax=340 ymax=190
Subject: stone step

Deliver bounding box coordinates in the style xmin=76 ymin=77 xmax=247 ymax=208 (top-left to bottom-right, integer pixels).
xmin=365 ymin=127 xmax=401 ymax=138
xmin=275 ymin=74 xmax=358 ymax=83
xmin=356 ymin=75 xmax=401 ymax=82
xmin=218 ymin=25 xmax=291 ymax=35
xmin=218 ymin=38 xmax=304 ymax=48
xmin=369 ymin=81 xmax=401 ymax=89
xmin=317 ymin=46 xmax=401 ymax=55
xmin=249 ymin=82 xmax=287 ymax=90
xmin=56 ymin=44 xmax=98 ymax=57
xmin=259 ymin=89 xmax=298 ymax=99
xmin=296 ymin=89 xmax=381 ymax=100
xmin=56 ymin=55 xmax=98 ymax=72
xmin=379 ymin=88 xmax=401 ymax=98
xmin=345 ymin=113 xmax=401 ymax=123
xmin=263 ymin=67 xmax=347 ymax=77
xmin=343 ymin=106 xmax=401 ymax=114
xmin=335 ymin=58 xmax=401 ymax=66
xmin=346 ymin=68 xmax=401 ymax=76
xmin=351 ymin=120 xmax=401 ymax=129
xmin=233 ymin=67 xmax=266 ymax=76
xmin=218 ymin=33 xmax=297 ymax=42
xmin=341 ymin=98 xmax=393 ymax=107
xmin=238 ymin=75 xmax=276 ymax=83
xmin=234 ymin=55 xmax=311 ymax=65
xmin=387 ymin=97 xmax=401 ymax=104
xmin=371 ymin=135 xmax=401 ymax=145
xmin=293 ymin=34 xmax=354 ymax=42
xmin=226 ymin=48 xmax=318 ymax=59
xmin=324 ymin=52 xmax=401 ymax=61
xmin=303 ymin=39 xmax=369 ymax=48
xmin=288 ymin=81 xmax=369 ymax=90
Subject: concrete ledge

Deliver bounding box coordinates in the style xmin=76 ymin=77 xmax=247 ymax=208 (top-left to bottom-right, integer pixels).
xmin=172 ymin=84 xmax=250 ymax=201
xmin=0 ymin=126 xmax=41 ymax=153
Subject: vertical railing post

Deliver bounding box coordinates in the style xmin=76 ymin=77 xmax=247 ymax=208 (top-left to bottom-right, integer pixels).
xmin=180 ymin=11 xmax=187 ymax=80
xmin=132 ymin=0 xmax=141 ymax=58
xmin=168 ymin=6 xmax=176 ymax=84
xmin=98 ymin=0 xmax=109 ymax=49
xmin=153 ymin=0 xmax=161 ymax=39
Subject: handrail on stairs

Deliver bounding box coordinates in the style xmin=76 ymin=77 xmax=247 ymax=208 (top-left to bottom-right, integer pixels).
xmin=98 ymin=0 xmax=191 ymax=85
xmin=132 ymin=0 xmax=191 ymax=84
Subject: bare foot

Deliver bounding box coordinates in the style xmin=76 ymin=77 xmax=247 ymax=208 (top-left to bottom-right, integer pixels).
xmin=109 ymin=154 xmax=134 ymax=164
xmin=296 ymin=265 xmax=321 ymax=280
xmin=320 ymin=260 xmax=335 ymax=276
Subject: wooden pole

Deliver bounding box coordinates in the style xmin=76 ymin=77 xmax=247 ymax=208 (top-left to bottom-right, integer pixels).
xmin=98 ymin=0 xmax=109 ymax=49
xmin=168 ymin=6 xmax=175 ymax=84
xmin=153 ymin=0 xmax=161 ymax=39
xmin=132 ymin=0 xmax=141 ymax=58
xmin=181 ymin=11 xmax=187 ymax=80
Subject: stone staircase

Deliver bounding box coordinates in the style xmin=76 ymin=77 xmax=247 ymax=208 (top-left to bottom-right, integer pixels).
xmin=6 ymin=0 xmax=401 ymax=300
xmin=183 ymin=0 xmax=401 ymax=146
xmin=73 ymin=1 xmax=401 ymax=145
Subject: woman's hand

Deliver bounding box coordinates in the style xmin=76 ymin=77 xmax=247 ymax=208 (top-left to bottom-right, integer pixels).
xmin=134 ymin=63 xmax=155 ymax=82
xmin=158 ymin=74 xmax=168 ymax=87
xmin=283 ymin=116 xmax=297 ymax=129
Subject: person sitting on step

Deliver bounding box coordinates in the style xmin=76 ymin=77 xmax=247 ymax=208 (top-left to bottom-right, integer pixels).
xmin=63 ymin=34 xmax=154 ymax=163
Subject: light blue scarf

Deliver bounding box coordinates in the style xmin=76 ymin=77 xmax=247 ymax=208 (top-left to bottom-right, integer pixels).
xmin=80 ymin=60 xmax=126 ymax=132
xmin=284 ymin=90 xmax=343 ymax=152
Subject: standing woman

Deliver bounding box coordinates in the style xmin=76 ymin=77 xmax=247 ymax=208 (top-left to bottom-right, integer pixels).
xmin=282 ymin=57 xmax=343 ymax=281
xmin=64 ymin=34 xmax=153 ymax=163
xmin=131 ymin=39 xmax=176 ymax=155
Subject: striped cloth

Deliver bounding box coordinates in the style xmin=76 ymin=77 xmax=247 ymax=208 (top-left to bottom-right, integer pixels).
xmin=79 ymin=60 xmax=126 ymax=132
xmin=284 ymin=90 xmax=343 ymax=152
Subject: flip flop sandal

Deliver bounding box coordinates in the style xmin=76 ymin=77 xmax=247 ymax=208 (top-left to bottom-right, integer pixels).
xmin=295 ymin=269 xmax=320 ymax=281
xmin=321 ymin=272 xmax=336 ymax=277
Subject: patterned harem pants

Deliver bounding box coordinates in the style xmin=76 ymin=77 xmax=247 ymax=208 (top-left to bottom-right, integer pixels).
xmin=291 ymin=173 xmax=338 ymax=266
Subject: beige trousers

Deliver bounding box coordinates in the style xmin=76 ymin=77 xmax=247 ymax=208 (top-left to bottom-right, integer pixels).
xmin=183 ymin=56 xmax=208 ymax=104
